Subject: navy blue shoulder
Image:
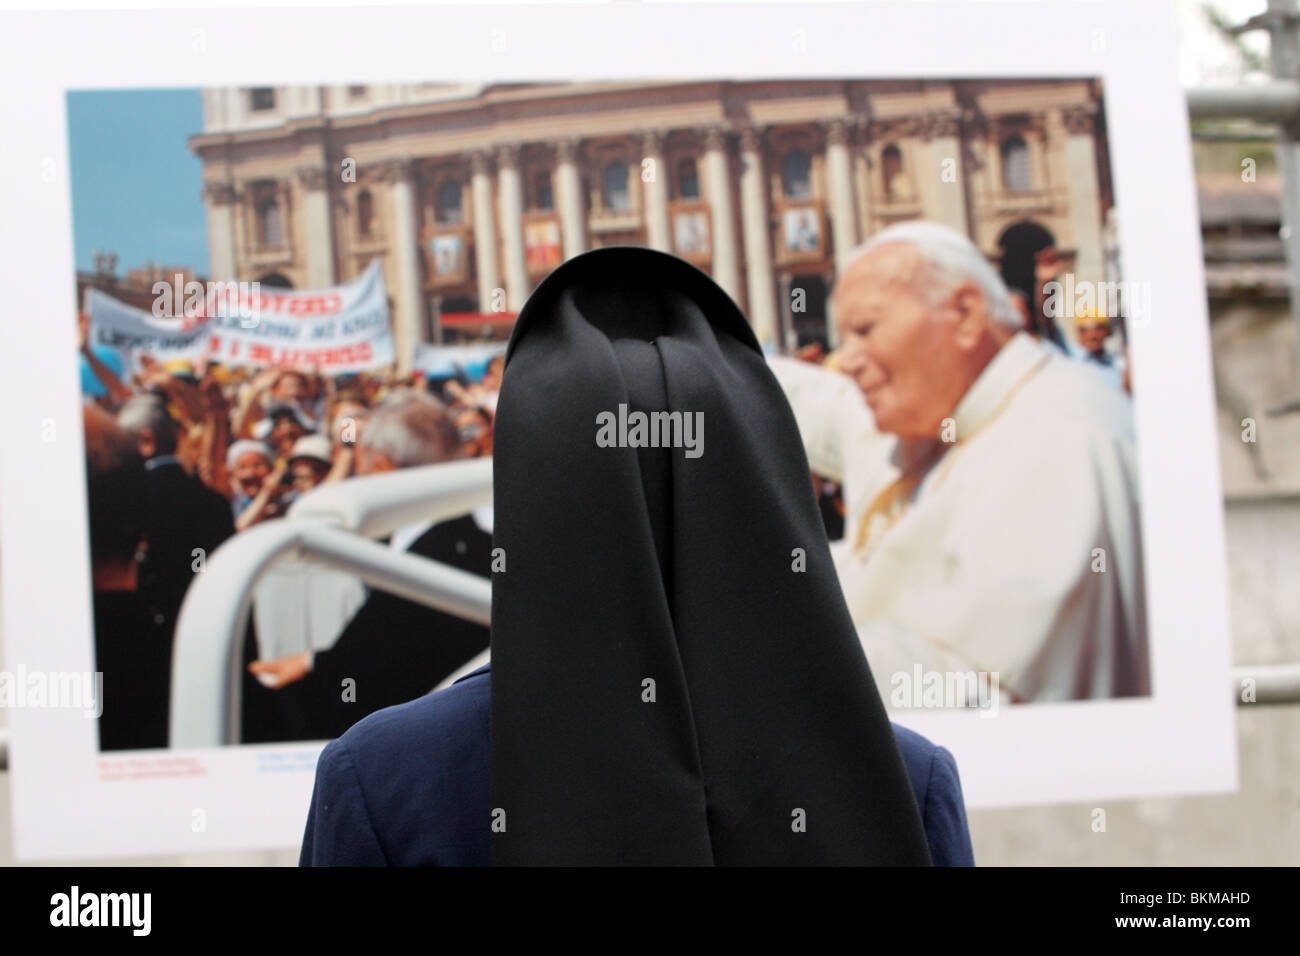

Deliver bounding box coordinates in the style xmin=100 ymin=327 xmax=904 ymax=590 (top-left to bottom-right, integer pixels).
xmin=340 ymin=666 xmax=489 ymax=747
xmin=891 ymin=722 xmax=975 ymax=867
xmin=301 ymin=667 xmax=490 ymax=866
xmin=301 ymin=668 xmax=973 ymax=867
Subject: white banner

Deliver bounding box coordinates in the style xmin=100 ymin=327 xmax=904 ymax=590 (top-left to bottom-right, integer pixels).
xmin=85 ymin=260 xmax=395 ymax=376
xmin=412 ymin=342 xmax=506 ymax=380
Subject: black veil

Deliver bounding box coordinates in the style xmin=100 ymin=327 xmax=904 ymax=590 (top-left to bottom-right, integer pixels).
xmin=490 ymin=246 xmax=931 ymax=865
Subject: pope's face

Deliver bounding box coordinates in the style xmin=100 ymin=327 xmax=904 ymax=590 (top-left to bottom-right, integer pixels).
xmin=834 ymin=243 xmax=973 ymax=439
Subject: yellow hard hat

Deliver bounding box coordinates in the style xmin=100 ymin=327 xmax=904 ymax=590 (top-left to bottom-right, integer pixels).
xmin=163 ymin=358 xmax=198 ymax=379
xmin=1073 ymin=306 xmax=1112 ymax=328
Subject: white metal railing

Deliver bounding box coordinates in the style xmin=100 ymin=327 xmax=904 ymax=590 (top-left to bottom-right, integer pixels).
xmin=167 ymin=457 xmax=493 ymax=748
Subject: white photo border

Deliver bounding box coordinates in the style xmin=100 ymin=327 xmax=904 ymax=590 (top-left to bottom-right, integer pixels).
xmin=0 ymin=0 xmax=1235 ymax=859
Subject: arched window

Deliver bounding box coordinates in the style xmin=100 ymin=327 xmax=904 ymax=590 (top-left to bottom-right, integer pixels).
xmin=256 ymin=195 xmax=283 ymax=248
xmin=437 ymin=179 xmax=463 ymax=224
xmin=533 ymin=170 xmax=554 ymax=211
xmin=356 ymin=189 xmax=374 ymax=238
xmin=881 ymin=144 xmax=903 ymax=198
xmin=676 ymin=158 xmax=700 ymax=200
xmin=603 ymin=161 xmax=630 ymax=213
xmin=781 ymin=149 xmax=812 ymax=199
xmin=257 ymin=271 xmax=293 ymax=289
xmin=249 ymin=88 xmax=276 ymax=112
xmin=1001 ymin=135 xmax=1031 ymax=192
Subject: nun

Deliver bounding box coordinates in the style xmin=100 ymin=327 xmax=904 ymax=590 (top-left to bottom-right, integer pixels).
xmin=300 ymin=247 xmax=973 ymax=866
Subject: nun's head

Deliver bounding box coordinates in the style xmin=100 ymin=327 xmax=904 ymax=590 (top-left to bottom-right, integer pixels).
xmin=490 ymin=247 xmax=930 ymax=866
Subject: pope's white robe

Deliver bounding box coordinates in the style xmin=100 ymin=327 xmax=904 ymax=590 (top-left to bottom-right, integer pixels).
xmin=771 ymin=332 xmax=1149 ymax=703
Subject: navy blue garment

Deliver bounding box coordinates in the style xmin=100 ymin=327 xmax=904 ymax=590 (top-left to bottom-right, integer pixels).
xmin=300 ymin=665 xmax=976 ymax=866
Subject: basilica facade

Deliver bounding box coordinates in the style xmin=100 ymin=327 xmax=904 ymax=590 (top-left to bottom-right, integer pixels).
xmin=190 ymin=78 xmax=1112 ymax=366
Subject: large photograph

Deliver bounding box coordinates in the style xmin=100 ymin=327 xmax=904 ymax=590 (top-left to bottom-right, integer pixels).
xmin=73 ymin=76 xmax=1145 ymax=758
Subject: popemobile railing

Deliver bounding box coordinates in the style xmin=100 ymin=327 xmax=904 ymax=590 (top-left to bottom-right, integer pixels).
xmin=168 ymin=457 xmax=494 ymax=749
xmin=150 ymin=455 xmax=1300 ymax=749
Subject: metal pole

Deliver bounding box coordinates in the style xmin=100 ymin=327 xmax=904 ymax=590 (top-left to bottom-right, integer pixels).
xmin=1233 ymin=662 xmax=1300 ymax=703
xmin=1267 ymin=0 xmax=1300 ymax=353
xmin=1186 ymin=79 xmax=1300 ymax=120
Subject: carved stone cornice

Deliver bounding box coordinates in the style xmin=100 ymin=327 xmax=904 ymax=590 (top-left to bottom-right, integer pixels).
xmin=922 ymin=109 xmax=963 ymax=141
xmin=295 ymin=165 xmax=330 ymax=191
xmin=698 ymin=124 xmax=731 ymax=153
xmin=1061 ymin=103 xmax=1098 ymax=136
xmin=202 ymin=180 xmax=238 ymax=205
xmin=554 ymin=136 xmax=583 ymax=166
xmin=868 ymin=115 xmax=925 ymax=142
xmin=957 ymin=104 xmax=989 ymax=139
xmin=371 ymin=157 xmax=416 ymax=184
xmin=824 ymin=117 xmax=852 ymax=148
xmin=495 ymin=143 xmax=521 ymax=169
xmin=469 ymin=149 xmax=493 ymax=177
xmin=641 ymin=128 xmax=669 ymax=158
xmin=737 ymin=123 xmax=766 ymax=154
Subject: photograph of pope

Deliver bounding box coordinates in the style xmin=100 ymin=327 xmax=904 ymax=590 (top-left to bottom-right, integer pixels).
xmin=772 ymin=221 xmax=1148 ymax=704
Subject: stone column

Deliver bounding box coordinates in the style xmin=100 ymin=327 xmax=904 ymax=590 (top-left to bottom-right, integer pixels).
xmin=385 ymin=158 xmax=424 ymax=371
xmin=497 ymin=144 xmax=529 ymax=311
xmin=1060 ymin=104 xmax=1105 ymax=285
xmin=555 ymin=137 xmax=587 ymax=260
xmin=825 ymin=118 xmax=860 ymax=350
xmin=737 ymin=124 xmax=778 ymax=346
xmin=919 ymin=110 xmax=969 ymax=235
xmin=202 ymin=181 xmax=239 ymax=281
xmin=295 ymin=165 xmax=336 ymax=288
xmin=824 ymin=118 xmax=859 ymax=273
xmin=470 ymin=149 xmax=501 ymax=311
xmin=642 ymin=129 xmax=672 ymax=253
xmin=700 ymin=125 xmax=741 ymax=302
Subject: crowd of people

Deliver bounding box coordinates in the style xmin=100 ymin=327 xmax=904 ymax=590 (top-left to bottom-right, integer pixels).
xmin=79 ymin=309 xmax=504 ymax=750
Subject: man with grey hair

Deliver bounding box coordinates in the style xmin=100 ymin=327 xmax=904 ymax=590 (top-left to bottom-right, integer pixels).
xmin=773 ymin=220 xmax=1148 ymax=703
xmin=116 ymin=393 xmax=233 ymax=639
xmin=248 ymin=388 xmax=492 ymax=740
xmin=355 ymin=388 xmax=463 ymax=474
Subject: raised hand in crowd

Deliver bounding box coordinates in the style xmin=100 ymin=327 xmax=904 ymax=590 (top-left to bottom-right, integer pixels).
xmin=235 ymin=456 xmax=288 ymax=532
xmin=196 ymin=373 xmax=232 ymax=496
xmin=231 ymin=367 xmax=284 ymax=439
xmin=77 ymin=312 xmax=133 ymax=407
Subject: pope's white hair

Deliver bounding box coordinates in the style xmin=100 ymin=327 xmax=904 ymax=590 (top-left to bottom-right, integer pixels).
xmin=846 ymin=220 xmax=1021 ymax=330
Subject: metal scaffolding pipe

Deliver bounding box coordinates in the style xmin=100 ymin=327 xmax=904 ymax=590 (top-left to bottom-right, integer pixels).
xmin=1186 ymin=80 xmax=1300 ymax=122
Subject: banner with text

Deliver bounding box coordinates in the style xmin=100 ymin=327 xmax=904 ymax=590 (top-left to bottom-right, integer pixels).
xmin=85 ymin=260 xmax=394 ymax=376
xmin=412 ymin=342 xmax=507 ymax=382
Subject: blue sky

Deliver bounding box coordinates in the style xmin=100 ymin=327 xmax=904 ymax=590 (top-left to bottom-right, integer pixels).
xmin=67 ymin=89 xmax=209 ymax=277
